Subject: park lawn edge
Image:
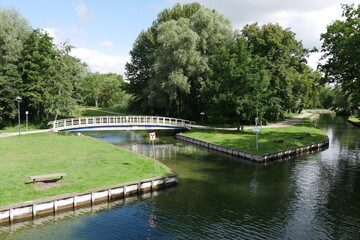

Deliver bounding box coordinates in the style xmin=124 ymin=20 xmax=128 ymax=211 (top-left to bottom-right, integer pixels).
xmin=0 ymin=132 xmax=172 ymax=206
xmin=348 ymin=116 xmax=360 ymax=127
xmin=181 ymin=118 xmax=328 ymax=155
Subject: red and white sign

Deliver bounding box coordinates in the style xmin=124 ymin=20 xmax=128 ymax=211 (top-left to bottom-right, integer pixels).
xmin=149 ymin=132 xmax=156 ymax=141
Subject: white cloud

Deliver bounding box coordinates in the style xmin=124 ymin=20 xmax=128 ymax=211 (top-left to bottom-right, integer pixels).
xmin=170 ymin=0 xmax=358 ymax=49
xmin=42 ymin=28 xmax=63 ymax=44
xmin=169 ymin=0 xmax=359 ymax=70
xmin=70 ymin=48 xmax=129 ymax=75
xmin=101 ymin=41 xmax=115 ymax=47
xmin=75 ymin=0 xmax=94 ymax=23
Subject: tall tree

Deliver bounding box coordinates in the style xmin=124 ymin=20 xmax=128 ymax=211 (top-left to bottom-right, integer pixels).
xmin=125 ymin=3 xmax=202 ymax=112
xmin=320 ymin=4 xmax=360 ymax=114
xmin=126 ymin=3 xmax=232 ymax=119
xmin=242 ymin=23 xmax=309 ymax=119
xmin=42 ymin=43 xmax=77 ymax=120
xmin=0 ymin=8 xmax=31 ymax=122
xmin=18 ymin=29 xmax=57 ymax=119
xmin=204 ymin=36 xmax=269 ymax=126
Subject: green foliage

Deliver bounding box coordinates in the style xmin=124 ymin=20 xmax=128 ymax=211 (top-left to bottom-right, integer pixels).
xmin=242 ymin=23 xmax=314 ymax=119
xmin=80 ymin=72 xmax=130 ymax=110
xmin=204 ymin=36 xmax=270 ymax=125
xmin=320 ymin=4 xmax=360 ymax=115
xmin=126 ymin=3 xmax=232 ymax=119
xmin=0 ymin=8 xmax=31 ymax=122
xmin=126 ymin=4 xmax=324 ymax=124
xmin=0 ymin=7 xmax=131 ymax=127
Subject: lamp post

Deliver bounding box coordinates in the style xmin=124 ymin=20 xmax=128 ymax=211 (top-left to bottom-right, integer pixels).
xmin=15 ymin=96 xmax=22 ymax=135
xmin=25 ymin=111 xmax=29 ymax=131
xmin=200 ymin=112 xmax=205 ymax=125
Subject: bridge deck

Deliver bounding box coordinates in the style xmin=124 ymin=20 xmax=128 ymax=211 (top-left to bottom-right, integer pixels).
xmin=49 ymin=116 xmax=195 ymax=132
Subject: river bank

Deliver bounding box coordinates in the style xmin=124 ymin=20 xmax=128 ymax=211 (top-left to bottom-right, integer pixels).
xmin=0 ymin=133 xmax=171 ymax=207
xmin=348 ymin=116 xmax=360 ymax=128
xmin=180 ymin=117 xmax=328 ymax=158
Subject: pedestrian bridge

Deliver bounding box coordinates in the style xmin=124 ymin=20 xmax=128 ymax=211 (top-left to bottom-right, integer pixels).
xmin=49 ymin=116 xmax=195 ymax=132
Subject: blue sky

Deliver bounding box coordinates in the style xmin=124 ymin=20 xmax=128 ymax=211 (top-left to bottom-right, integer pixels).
xmin=0 ymin=0 xmax=359 ymax=75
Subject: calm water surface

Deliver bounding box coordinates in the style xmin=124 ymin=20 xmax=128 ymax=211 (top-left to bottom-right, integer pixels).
xmin=1 ymin=114 xmax=360 ymax=239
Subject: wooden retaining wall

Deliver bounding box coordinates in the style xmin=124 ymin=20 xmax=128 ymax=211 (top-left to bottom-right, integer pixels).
xmin=176 ymin=134 xmax=329 ymax=162
xmin=0 ymin=175 xmax=177 ymax=226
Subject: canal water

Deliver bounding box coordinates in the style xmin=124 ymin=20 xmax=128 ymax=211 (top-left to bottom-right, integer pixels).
xmin=1 ymin=114 xmax=360 ymax=239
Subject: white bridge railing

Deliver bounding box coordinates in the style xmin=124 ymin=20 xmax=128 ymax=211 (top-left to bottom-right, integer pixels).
xmin=50 ymin=116 xmax=195 ymax=132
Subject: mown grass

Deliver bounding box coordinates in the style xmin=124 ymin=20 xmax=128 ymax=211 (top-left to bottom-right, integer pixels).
xmin=182 ymin=118 xmax=327 ymax=155
xmin=0 ymin=133 xmax=169 ymax=206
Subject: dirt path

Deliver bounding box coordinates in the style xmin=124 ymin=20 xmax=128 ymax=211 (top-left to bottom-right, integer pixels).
xmin=192 ymin=112 xmax=313 ymax=130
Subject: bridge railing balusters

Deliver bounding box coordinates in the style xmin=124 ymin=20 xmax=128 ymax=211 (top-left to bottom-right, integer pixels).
xmin=50 ymin=115 xmax=194 ymax=132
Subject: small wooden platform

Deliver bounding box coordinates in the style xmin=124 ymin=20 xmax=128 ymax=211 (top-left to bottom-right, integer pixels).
xmin=28 ymin=173 xmax=67 ymax=183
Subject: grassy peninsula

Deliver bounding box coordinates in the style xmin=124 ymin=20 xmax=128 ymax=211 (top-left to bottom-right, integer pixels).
xmin=0 ymin=133 xmax=169 ymax=206
xmin=182 ymin=118 xmax=327 ymax=155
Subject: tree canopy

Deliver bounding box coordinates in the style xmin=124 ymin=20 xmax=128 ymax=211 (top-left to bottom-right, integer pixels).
xmin=320 ymin=4 xmax=360 ymax=115
xmin=0 ymin=8 xmax=129 ymax=127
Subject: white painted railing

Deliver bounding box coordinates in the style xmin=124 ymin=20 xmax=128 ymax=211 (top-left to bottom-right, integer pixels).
xmin=49 ymin=116 xmax=195 ymax=132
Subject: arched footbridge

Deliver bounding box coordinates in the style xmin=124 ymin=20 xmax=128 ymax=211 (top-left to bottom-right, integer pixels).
xmin=49 ymin=116 xmax=195 ymax=132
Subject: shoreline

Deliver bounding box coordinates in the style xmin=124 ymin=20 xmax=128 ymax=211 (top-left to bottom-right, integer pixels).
xmin=348 ymin=119 xmax=360 ymax=128
xmin=176 ymin=134 xmax=329 ymax=162
xmin=0 ymin=174 xmax=178 ymax=226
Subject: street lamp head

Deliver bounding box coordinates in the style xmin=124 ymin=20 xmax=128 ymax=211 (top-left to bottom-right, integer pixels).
xmin=200 ymin=112 xmax=205 ymax=115
xmin=15 ymin=96 xmax=22 ymax=102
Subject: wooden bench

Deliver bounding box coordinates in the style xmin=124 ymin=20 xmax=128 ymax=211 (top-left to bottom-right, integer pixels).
xmin=28 ymin=173 xmax=67 ymax=183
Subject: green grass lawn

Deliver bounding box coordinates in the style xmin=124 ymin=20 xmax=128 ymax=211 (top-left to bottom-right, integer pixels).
xmin=183 ymin=118 xmax=327 ymax=155
xmin=0 ymin=133 xmax=170 ymax=206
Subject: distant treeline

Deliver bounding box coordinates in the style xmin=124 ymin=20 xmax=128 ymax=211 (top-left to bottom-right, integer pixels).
xmin=125 ymin=3 xmax=360 ymax=124
xmin=1 ymin=3 xmax=359 ymax=128
xmin=0 ymin=8 xmax=129 ymax=128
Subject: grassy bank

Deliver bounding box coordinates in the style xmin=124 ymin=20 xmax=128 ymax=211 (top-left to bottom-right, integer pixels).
xmin=182 ymin=118 xmax=327 ymax=155
xmin=349 ymin=116 xmax=360 ymax=123
xmin=348 ymin=116 xmax=360 ymax=127
xmin=0 ymin=133 xmax=169 ymax=206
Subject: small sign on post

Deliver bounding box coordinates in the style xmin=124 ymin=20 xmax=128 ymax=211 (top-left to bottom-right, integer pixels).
xmin=149 ymin=132 xmax=156 ymax=170
xmin=149 ymin=132 xmax=156 ymax=141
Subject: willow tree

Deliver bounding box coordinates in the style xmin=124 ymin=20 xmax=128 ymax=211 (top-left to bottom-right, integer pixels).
xmin=125 ymin=3 xmax=232 ymax=119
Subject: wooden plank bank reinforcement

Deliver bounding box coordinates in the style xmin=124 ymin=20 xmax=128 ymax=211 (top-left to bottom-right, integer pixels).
xmin=0 ymin=174 xmax=177 ymax=226
xmin=176 ymin=134 xmax=329 ymax=162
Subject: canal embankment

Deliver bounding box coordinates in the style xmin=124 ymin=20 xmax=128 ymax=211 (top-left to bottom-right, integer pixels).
xmin=178 ymin=116 xmax=328 ymax=161
xmin=0 ymin=132 xmax=178 ymax=226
